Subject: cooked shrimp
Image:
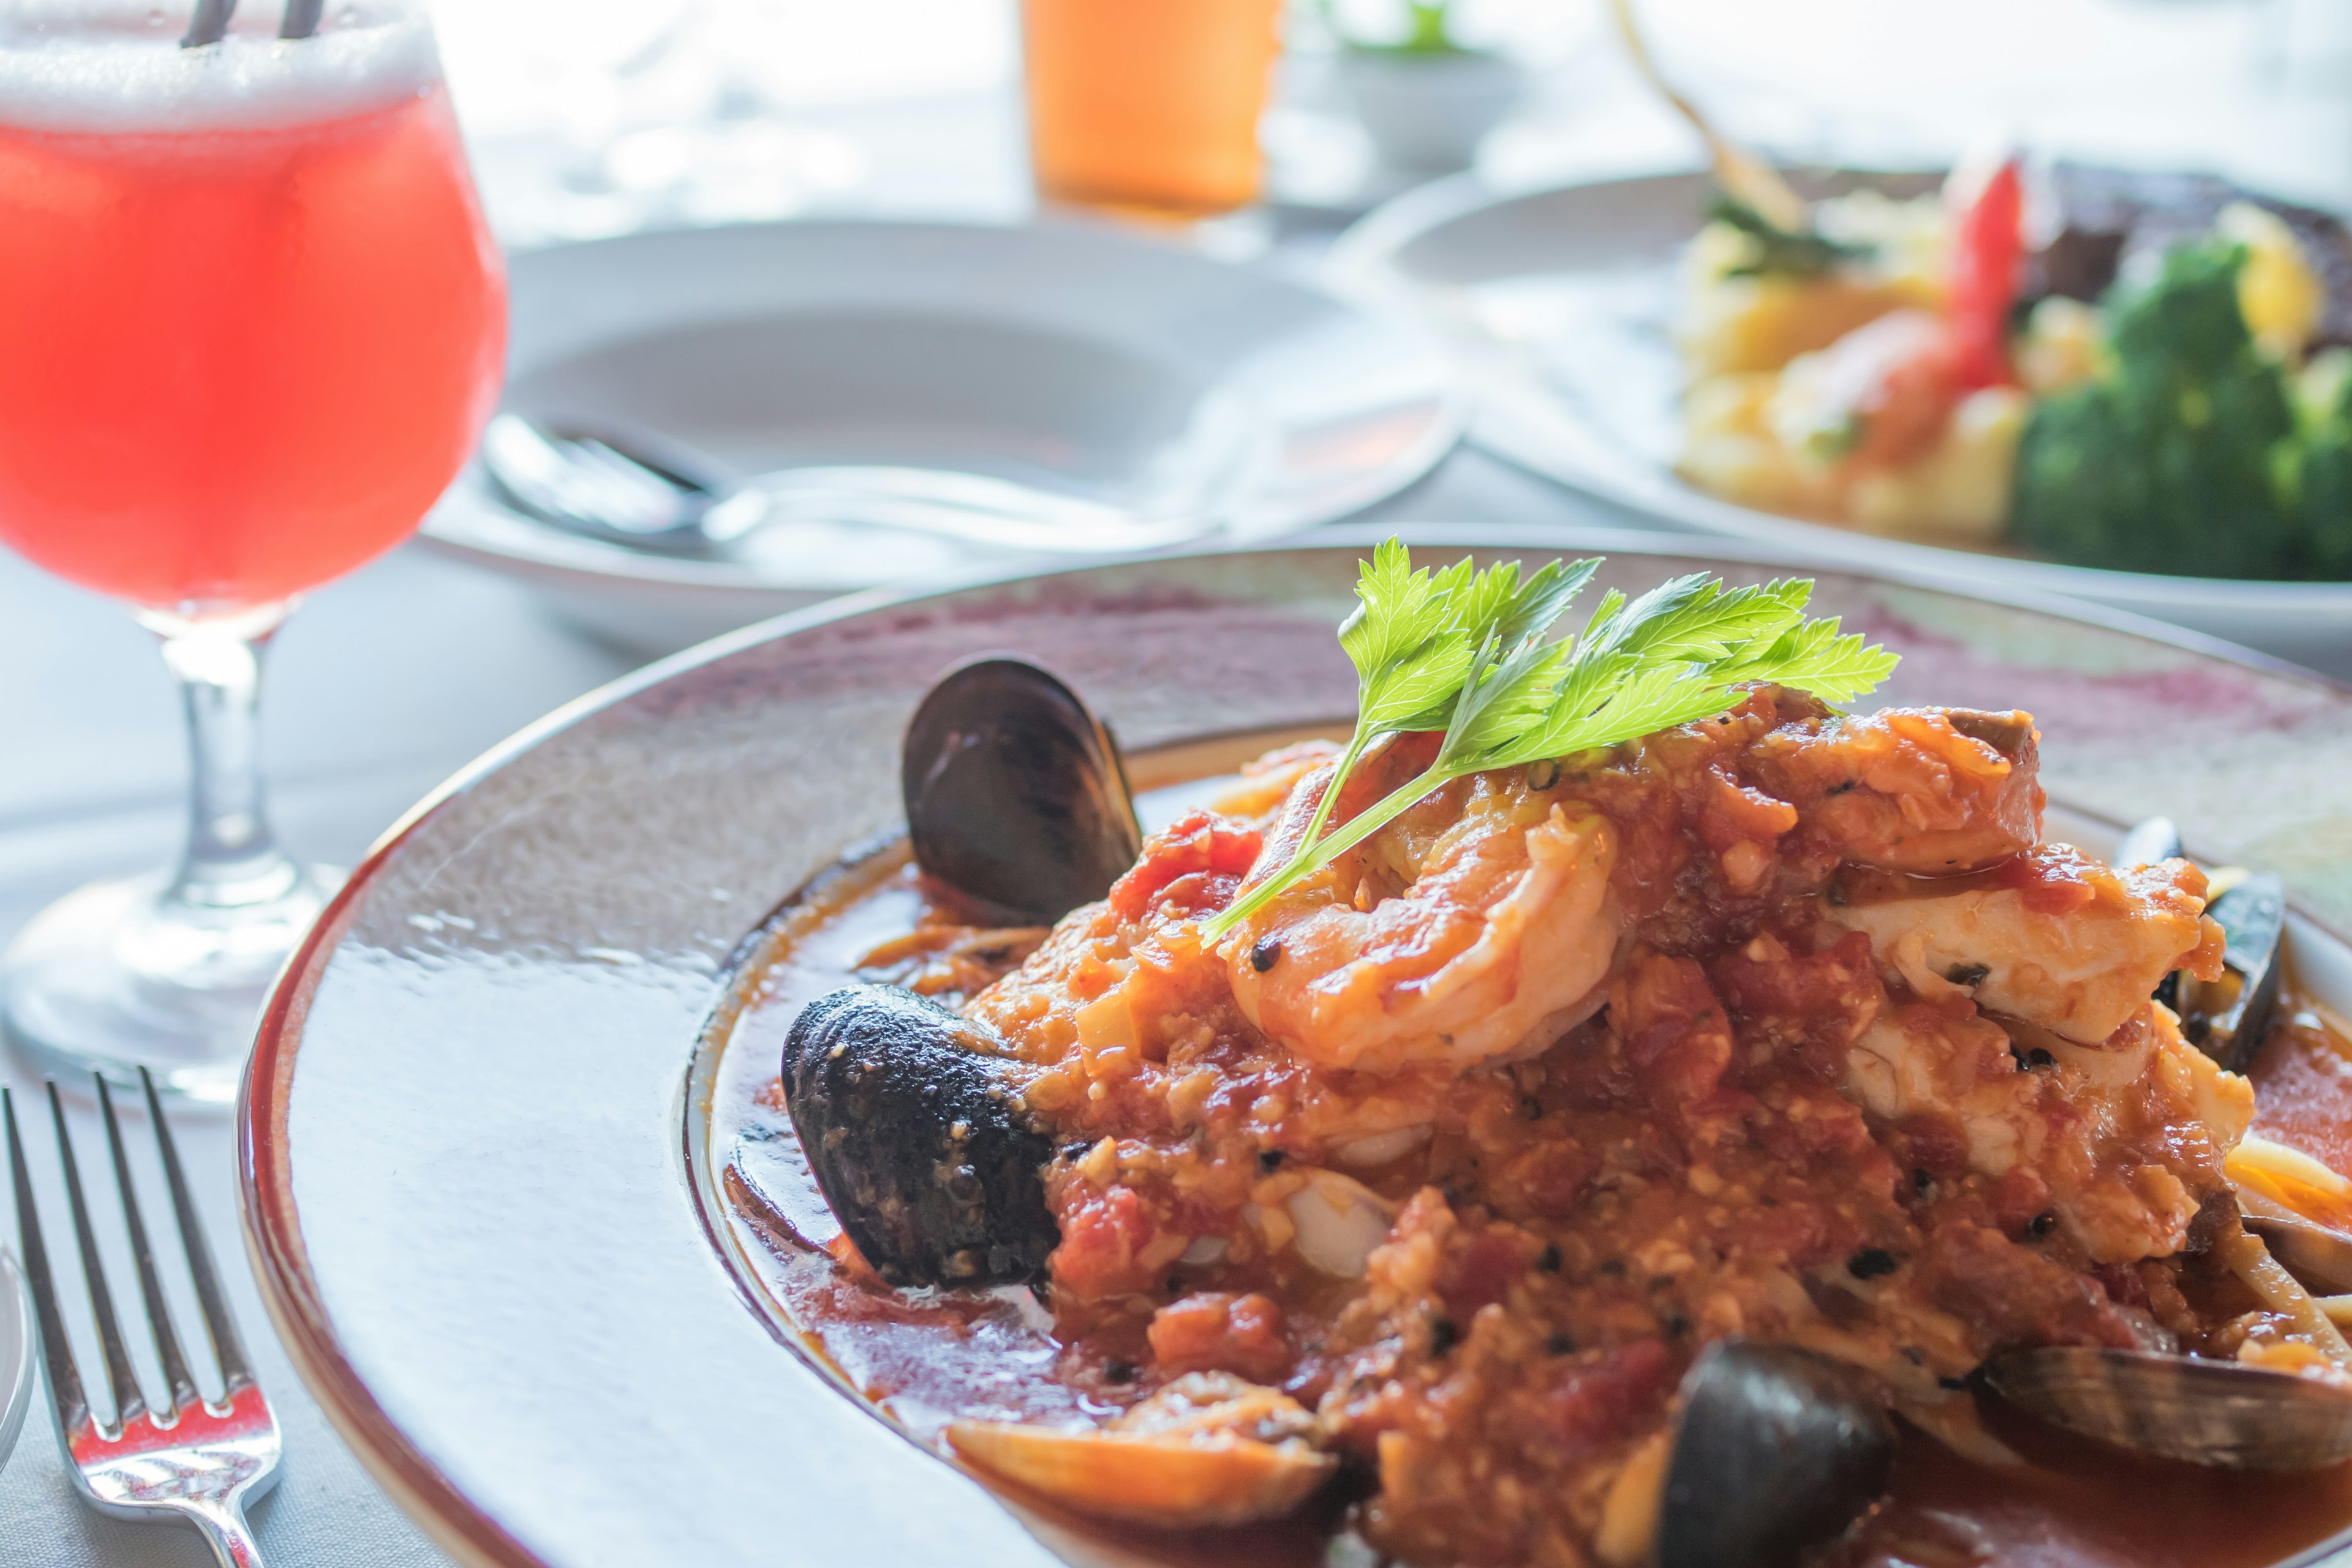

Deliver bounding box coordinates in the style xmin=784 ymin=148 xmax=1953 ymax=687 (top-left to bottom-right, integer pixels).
xmin=1751 ymin=706 xmax=2043 ymax=873
xmin=1224 ymin=758 xmax=1624 ymax=1076
xmin=1829 ymin=846 xmax=2220 ymax=1044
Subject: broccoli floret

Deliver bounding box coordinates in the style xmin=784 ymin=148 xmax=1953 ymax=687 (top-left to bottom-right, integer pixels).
xmin=2294 ymin=354 xmax=2352 ymax=578
xmin=2012 ymin=240 xmax=2307 ymax=578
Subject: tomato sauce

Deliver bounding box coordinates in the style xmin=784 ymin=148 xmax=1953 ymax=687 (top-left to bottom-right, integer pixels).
xmin=701 ymin=740 xmax=2352 ymax=1568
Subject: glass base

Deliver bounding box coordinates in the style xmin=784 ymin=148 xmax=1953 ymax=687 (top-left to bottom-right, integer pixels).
xmin=2 ymin=865 xmax=339 ymax=1106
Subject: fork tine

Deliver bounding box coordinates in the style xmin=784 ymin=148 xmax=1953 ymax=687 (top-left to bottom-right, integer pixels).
xmin=97 ymin=1075 xmax=200 ymax=1417
xmin=140 ymin=1066 xmax=254 ymax=1394
xmin=5 ymin=1087 xmax=93 ymax=1436
xmin=46 ymin=1081 xmax=145 ymax=1428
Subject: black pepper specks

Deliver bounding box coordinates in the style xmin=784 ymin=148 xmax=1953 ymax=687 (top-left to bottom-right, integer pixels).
xmin=1535 ymin=1245 xmax=1563 ymax=1273
xmin=1847 ymin=1248 xmax=1898 ymax=1280
xmin=2029 ymin=1212 xmax=2059 ymax=1240
xmin=1250 ymin=936 xmax=1283 ymax=973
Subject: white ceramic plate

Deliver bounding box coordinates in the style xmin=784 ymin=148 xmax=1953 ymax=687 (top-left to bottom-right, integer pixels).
xmin=241 ymin=529 xmax=2352 ymax=1568
xmin=0 ymin=1252 xmax=29 ymax=1480
xmin=1326 ymin=170 xmax=2352 ymax=675
xmin=421 ymin=219 xmax=1463 ymax=651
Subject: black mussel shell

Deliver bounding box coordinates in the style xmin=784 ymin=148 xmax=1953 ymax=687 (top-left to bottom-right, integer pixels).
xmin=782 ymin=984 xmax=1059 ymax=1289
xmin=2123 ymin=818 xmax=2285 ymax=1066
xmin=2182 ymin=872 xmax=2285 ymax=1072
xmin=1655 ymin=1341 xmax=1896 ymax=1568
xmin=902 ymin=656 xmax=1142 ymax=926
xmin=1983 ymin=1346 xmax=2352 ymax=1470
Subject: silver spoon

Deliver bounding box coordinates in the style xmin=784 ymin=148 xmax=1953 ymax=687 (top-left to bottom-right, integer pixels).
xmin=478 ymin=413 xmax=1218 ymax=559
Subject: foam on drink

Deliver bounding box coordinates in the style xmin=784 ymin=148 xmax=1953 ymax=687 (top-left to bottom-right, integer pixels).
xmin=0 ymin=0 xmax=439 ymax=134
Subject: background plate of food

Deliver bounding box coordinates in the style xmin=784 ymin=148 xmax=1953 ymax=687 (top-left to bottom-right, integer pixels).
xmin=243 ymin=526 xmax=2352 ymax=1568
xmin=1326 ymin=167 xmax=2352 ymax=676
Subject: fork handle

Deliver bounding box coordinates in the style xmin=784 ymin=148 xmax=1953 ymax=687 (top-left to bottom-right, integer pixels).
xmin=184 ymin=1496 xmax=268 ymax=1568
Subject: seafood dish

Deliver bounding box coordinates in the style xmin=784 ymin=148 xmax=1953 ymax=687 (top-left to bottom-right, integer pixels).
xmin=1676 ymin=161 xmax=2352 ymax=581
xmin=707 ymin=540 xmax=2352 ymax=1567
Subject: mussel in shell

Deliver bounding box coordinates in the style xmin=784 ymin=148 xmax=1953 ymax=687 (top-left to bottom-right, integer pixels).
xmin=1981 ymin=1346 xmax=2352 ymax=1470
xmin=1652 ymin=1341 xmax=1896 ymax=1568
xmin=902 ymin=656 xmax=1142 ymax=925
xmin=946 ymin=1374 xmax=1336 ymax=1528
xmin=2117 ymin=816 xmax=2286 ymax=1069
xmin=781 ymin=983 xmax=1060 ymax=1288
xmin=2181 ymin=870 xmax=2285 ymax=1072
xmin=2240 ymin=1195 xmax=2352 ymax=1294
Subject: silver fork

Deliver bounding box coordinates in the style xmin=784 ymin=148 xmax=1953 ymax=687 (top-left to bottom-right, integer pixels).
xmin=4 ymin=1071 xmax=282 ymax=1566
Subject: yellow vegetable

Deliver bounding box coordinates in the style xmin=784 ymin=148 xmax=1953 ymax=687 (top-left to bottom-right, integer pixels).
xmin=2015 ymin=296 xmax=2107 ymax=395
xmin=2220 ymin=200 xmax=2324 ymax=364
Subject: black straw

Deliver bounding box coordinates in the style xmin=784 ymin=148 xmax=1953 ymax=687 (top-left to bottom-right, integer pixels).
xmin=180 ymin=0 xmax=234 ymax=48
xmin=279 ymin=0 xmax=323 ymax=40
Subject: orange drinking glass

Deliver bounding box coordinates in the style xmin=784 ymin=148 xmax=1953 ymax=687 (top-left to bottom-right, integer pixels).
xmin=1022 ymin=0 xmax=1281 ymax=217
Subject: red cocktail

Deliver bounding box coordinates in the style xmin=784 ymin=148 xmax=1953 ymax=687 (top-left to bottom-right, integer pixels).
xmin=0 ymin=0 xmax=507 ymax=1099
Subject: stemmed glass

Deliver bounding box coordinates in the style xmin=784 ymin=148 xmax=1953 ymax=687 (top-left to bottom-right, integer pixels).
xmin=0 ymin=0 xmax=508 ymax=1101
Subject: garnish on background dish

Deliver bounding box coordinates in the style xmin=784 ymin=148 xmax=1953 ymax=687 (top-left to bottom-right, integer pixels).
xmin=1705 ymin=193 xmax=1873 ymax=281
xmin=1204 ymin=541 xmax=1898 ymax=938
xmin=1673 ymin=156 xmax=2352 ymax=578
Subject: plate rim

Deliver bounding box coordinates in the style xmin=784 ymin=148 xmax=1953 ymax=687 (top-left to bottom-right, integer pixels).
xmin=420 ymin=214 xmax=1468 ymax=597
xmin=1324 ymin=166 xmax=2352 ymax=611
xmin=237 ymin=524 xmax=2352 ymax=1568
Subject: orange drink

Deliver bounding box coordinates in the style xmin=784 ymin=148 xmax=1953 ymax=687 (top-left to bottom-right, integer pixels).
xmin=1022 ymin=0 xmax=1280 ymax=217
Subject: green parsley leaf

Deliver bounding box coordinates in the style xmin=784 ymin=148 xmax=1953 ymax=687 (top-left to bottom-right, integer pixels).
xmin=1201 ymin=546 xmax=1898 ymax=941
xmin=1297 ymin=546 xmax=1596 ymax=854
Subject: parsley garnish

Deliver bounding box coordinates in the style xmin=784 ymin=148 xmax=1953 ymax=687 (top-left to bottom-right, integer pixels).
xmin=1292 ymin=541 xmax=1597 ymax=857
xmin=1709 ymin=193 xmax=1873 ymax=280
xmin=1203 ymin=543 xmax=1898 ymax=941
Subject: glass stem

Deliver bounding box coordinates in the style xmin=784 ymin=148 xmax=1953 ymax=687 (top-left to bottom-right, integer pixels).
xmin=137 ymin=601 xmax=303 ymax=911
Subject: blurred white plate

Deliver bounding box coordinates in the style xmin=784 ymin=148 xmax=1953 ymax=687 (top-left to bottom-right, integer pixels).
xmin=0 ymin=1252 xmax=28 ymax=1479
xmin=1327 ymin=169 xmax=2352 ymax=676
xmin=424 ymin=218 xmax=1463 ymax=652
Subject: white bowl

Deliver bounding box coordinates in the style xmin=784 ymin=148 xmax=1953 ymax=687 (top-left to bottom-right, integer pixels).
xmin=1332 ymin=48 xmax=1528 ymax=174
